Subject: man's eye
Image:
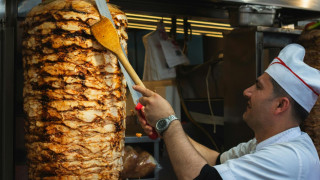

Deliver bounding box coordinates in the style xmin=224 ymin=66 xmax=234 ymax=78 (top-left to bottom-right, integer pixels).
xmin=255 ymin=83 xmax=261 ymax=89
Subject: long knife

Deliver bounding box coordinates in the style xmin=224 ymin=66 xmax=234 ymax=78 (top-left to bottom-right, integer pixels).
xmin=95 ymin=0 xmax=158 ymax=139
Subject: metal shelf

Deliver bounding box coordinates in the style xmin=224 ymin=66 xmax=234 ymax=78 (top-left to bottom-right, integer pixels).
xmin=125 ymin=136 xmax=160 ymax=143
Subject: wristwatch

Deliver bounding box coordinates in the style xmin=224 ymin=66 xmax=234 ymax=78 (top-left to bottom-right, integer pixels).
xmin=155 ymin=115 xmax=179 ymax=136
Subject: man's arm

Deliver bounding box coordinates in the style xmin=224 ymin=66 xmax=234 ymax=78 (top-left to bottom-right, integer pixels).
xmin=187 ymin=136 xmax=220 ymax=166
xmin=133 ymin=85 xmax=221 ymax=179
xmin=162 ymin=120 xmax=207 ymax=179
xmin=137 ymin=114 xmax=220 ymax=166
xmin=134 ymin=99 xmax=220 ymax=167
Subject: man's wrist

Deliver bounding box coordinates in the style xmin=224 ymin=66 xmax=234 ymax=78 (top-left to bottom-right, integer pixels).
xmin=155 ymin=115 xmax=179 ymax=136
xmin=162 ymin=120 xmax=180 ymax=137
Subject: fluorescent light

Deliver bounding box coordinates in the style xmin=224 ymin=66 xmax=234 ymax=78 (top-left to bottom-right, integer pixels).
xmin=127 ymin=17 xmax=159 ymax=22
xmin=126 ymin=13 xmax=171 ymax=20
xmin=173 ymin=22 xmax=184 ymax=25
xmin=126 ymin=13 xmax=232 ymax=30
xmin=126 ymin=13 xmax=231 ymax=27
xmin=128 ymin=25 xmax=204 ymax=36
xmin=191 ymin=23 xmax=233 ymax=30
xmin=205 ymin=34 xmax=223 ymax=38
xmin=129 ymin=23 xmax=157 ymax=28
xmin=127 ymin=13 xmax=227 ymax=38
xmin=128 ymin=25 xmax=156 ymax=31
xmin=176 ymin=30 xmax=201 ymax=35
xmin=128 ymin=17 xmax=184 ymax=25
xmin=128 ymin=23 xmax=223 ymax=36
xmin=167 ymin=27 xmax=222 ymax=35
xmin=177 ymin=19 xmax=231 ymax=27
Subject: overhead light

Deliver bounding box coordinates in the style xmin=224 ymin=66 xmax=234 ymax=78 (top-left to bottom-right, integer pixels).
xmin=128 ymin=25 xmax=156 ymax=31
xmin=205 ymin=34 xmax=223 ymax=38
xmin=126 ymin=12 xmax=231 ymax=27
xmin=126 ymin=13 xmax=232 ymax=30
xmin=127 ymin=17 xmax=184 ymax=26
xmin=176 ymin=30 xmax=201 ymax=35
xmin=187 ymin=29 xmax=222 ymax=35
xmin=127 ymin=17 xmax=159 ymax=23
xmin=129 ymin=23 xmax=157 ymax=28
xmin=129 ymin=23 xmax=222 ymax=35
xmin=175 ymin=28 xmax=222 ymax=36
xmin=126 ymin=13 xmax=171 ymax=21
xmin=126 ymin=13 xmax=227 ymax=38
xmin=191 ymin=23 xmax=233 ymax=30
xmin=177 ymin=19 xmax=231 ymax=27
xmin=128 ymin=25 xmax=223 ymax=38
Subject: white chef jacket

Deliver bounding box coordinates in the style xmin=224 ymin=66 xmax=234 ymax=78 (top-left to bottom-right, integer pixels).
xmin=214 ymin=127 xmax=320 ymax=180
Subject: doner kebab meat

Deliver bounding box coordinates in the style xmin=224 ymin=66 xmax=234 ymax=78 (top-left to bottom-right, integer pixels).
xmin=299 ymin=27 xmax=320 ymax=158
xmin=22 ymin=0 xmax=128 ymax=179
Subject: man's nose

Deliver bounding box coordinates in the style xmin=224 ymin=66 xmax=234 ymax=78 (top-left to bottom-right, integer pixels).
xmin=243 ymin=86 xmax=253 ymax=98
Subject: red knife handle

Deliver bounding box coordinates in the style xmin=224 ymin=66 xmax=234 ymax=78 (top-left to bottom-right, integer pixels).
xmin=135 ymin=103 xmax=158 ymax=139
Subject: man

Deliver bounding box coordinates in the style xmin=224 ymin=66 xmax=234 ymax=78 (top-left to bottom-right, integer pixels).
xmin=133 ymin=44 xmax=320 ymax=179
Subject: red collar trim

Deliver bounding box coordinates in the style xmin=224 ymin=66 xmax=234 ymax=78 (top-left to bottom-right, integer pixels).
xmin=270 ymin=57 xmax=319 ymax=96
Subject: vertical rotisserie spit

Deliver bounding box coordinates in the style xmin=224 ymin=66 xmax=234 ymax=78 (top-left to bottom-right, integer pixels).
xmin=22 ymin=0 xmax=128 ymax=179
xmin=299 ymin=28 xmax=320 ymax=159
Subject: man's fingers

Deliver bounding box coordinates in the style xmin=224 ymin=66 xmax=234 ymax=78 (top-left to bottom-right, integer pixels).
xmin=133 ymin=85 xmax=154 ymax=97
xmin=137 ymin=116 xmax=146 ymax=125
xmin=137 ymin=116 xmax=153 ymax=135
xmin=142 ymin=126 xmax=153 ymax=135
xmin=138 ymin=97 xmax=149 ymax=106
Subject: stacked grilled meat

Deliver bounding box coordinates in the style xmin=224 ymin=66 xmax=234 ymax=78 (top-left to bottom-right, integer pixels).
xmin=299 ymin=29 xmax=320 ymax=158
xmin=22 ymin=0 xmax=128 ymax=179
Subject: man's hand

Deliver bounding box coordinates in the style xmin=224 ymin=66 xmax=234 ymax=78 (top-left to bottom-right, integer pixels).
xmin=136 ymin=109 xmax=154 ymax=136
xmin=133 ymin=85 xmax=175 ymax=127
xmin=134 ymin=85 xmax=210 ymax=180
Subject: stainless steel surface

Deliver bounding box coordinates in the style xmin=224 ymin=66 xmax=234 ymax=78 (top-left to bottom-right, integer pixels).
xmin=257 ymin=26 xmax=302 ymax=34
xmin=120 ymin=63 xmax=143 ymax=104
xmin=229 ymin=5 xmax=276 ymax=26
xmin=125 ymin=136 xmax=160 ymax=143
xmin=216 ymin=0 xmax=320 ymax=11
xmin=95 ymin=0 xmax=143 ymax=104
xmin=18 ymin=0 xmax=41 ymax=17
xmin=96 ymin=0 xmax=113 ymax=21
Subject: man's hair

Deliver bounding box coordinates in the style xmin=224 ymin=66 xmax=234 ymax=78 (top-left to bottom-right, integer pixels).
xmin=270 ymin=78 xmax=309 ymax=123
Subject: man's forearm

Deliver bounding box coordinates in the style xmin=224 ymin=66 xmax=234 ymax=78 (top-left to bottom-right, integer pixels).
xmin=187 ymin=137 xmax=220 ymax=166
xmin=163 ymin=121 xmax=207 ymax=180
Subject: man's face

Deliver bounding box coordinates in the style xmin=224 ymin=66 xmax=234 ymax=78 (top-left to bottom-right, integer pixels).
xmin=243 ymin=73 xmax=276 ymax=129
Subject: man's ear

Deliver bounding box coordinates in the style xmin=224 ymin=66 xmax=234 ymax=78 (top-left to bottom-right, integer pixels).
xmin=275 ymin=97 xmax=290 ymax=115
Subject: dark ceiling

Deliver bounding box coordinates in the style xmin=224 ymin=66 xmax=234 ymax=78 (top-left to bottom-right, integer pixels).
xmin=17 ymin=0 xmax=320 ymax=24
xmin=109 ymin=0 xmax=320 ymax=24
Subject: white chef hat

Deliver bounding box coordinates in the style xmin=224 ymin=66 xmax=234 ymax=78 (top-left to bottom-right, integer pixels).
xmin=265 ymin=43 xmax=320 ymax=112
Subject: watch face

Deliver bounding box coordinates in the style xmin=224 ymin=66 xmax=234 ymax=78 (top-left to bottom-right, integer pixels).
xmin=156 ymin=119 xmax=168 ymax=131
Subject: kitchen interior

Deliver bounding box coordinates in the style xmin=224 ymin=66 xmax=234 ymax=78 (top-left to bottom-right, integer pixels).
xmin=1 ymin=0 xmax=320 ymax=179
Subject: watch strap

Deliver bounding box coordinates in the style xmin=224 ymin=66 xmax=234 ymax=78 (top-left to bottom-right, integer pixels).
xmin=156 ymin=115 xmax=179 ymax=136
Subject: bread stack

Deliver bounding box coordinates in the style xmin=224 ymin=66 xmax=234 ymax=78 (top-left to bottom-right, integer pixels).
xmin=22 ymin=0 xmax=128 ymax=179
xmin=299 ymin=29 xmax=320 ymax=158
xmin=121 ymin=146 xmax=157 ymax=179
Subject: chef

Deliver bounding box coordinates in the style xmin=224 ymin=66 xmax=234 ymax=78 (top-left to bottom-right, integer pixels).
xmin=133 ymin=44 xmax=320 ymax=180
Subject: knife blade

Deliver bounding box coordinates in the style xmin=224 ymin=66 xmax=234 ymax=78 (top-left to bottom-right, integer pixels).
xmin=95 ymin=0 xmax=158 ymax=139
